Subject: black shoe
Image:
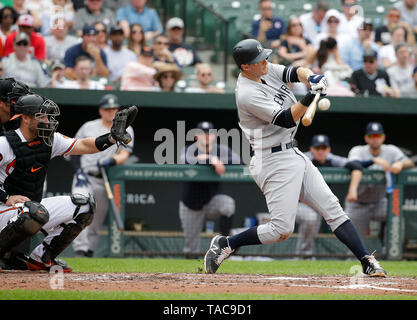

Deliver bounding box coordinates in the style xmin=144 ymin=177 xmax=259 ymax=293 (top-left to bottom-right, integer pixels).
xmin=74 ymin=250 xmax=93 ymax=258
xmin=0 ymin=253 xmax=29 ymax=270
xmin=204 ymin=235 xmax=234 ymax=274
xmin=360 ymin=253 xmax=387 ymax=277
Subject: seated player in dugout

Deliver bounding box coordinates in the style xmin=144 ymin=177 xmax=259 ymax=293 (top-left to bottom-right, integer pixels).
xmin=0 ymin=94 xmax=136 ymax=272
xmin=295 ymin=134 xmax=364 ymax=258
xmin=179 ymin=121 xmax=242 ymax=257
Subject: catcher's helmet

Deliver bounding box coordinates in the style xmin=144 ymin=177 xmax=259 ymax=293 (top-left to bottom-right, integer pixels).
xmin=0 ymin=78 xmax=32 ymax=105
xmin=12 ymin=94 xmax=60 ymax=147
xmin=232 ymin=39 xmax=272 ymax=68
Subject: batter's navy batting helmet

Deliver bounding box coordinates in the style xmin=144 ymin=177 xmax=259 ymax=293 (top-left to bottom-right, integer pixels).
xmin=232 ymin=39 xmax=272 ymax=68
xmin=0 ymin=78 xmax=32 ymax=104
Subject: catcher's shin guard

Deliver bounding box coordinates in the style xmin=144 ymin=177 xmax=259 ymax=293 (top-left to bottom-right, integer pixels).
xmin=41 ymin=194 xmax=95 ymax=263
xmin=0 ymin=202 xmax=49 ymax=258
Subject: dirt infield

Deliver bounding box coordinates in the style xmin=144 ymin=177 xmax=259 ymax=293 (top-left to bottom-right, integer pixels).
xmin=1 ymin=271 xmax=417 ymax=296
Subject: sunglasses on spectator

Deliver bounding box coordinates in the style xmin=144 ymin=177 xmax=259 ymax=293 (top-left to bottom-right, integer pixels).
xmin=156 ymin=41 xmax=169 ymax=46
xmin=132 ymin=29 xmax=143 ymax=34
xmin=367 ymin=134 xmax=384 ymax=139
xmin=291 ymin=23 xmax=302 ymax=27
xmin=96 ymin=29 xmax=106 ymax=33
xmin=364 ymin=58 xmax=376 ymax=63
xmin=328 ymin=18 xmax=339 ymax=23
xmin=16 ymin=41 xmax=29 ymax=46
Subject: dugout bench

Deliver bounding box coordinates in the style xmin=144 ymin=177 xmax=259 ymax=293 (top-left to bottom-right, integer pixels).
xmin=105 ymin=164 xmax=416 ymax=260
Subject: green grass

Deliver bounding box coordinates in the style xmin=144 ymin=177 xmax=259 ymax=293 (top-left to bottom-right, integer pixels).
xmin=63 ymin=258 xmax=417 ymax=277
xmin=1 ymin=258 xmax=417 ymax=300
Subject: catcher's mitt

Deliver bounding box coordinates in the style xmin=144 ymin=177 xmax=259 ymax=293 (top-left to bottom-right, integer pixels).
xmin=110 ymin=105 xmax=138 ymax=146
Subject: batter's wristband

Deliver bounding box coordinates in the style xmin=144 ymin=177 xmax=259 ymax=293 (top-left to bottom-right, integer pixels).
xmin=300 ymin=92 xmax=315 ymax=107
xmin=95 ymin=133 xmax=115 ymax=151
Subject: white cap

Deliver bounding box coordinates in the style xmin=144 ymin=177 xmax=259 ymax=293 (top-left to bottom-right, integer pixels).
xmin=166 ymin=17 xmax=184 ymax=30
xmin=325 ymin=9 xmax=341 ymax=21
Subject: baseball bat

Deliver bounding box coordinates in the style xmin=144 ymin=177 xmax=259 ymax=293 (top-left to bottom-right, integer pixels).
xmin=100 ymin=166 xmax=124 ymax=231
xmin=302 ymin=92 xmax=321 ymax=127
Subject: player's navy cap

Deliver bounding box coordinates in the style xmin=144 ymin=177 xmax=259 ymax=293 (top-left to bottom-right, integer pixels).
xmin=82 ymin=24 xmax=98 ymax=36
xmin=99 ymin=94 xmax=120 ymax=109
xmin=365 ymin=122 xmax=384 ymax=135
xmin=312 ymin=134 xmax=330 ymax=147
xmin=232 ymin=39 xmax=272 ymax=68
xmin=196 ymin=121 xmax=214 ymax=132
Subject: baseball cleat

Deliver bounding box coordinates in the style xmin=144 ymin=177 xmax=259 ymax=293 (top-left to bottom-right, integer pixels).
xmin=204 ymin=235 xmax=234 ymax=274
xmin=360 ymin=253 xmax=387 ymax=277
xmin=26 ymin=257 xmax=73 ymax=273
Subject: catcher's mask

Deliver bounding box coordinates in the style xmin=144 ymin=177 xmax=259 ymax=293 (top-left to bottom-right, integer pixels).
xmin=11 ymin=94 xmax=60 ymax=147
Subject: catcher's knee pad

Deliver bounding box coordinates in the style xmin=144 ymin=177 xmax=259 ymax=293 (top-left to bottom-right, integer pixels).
xmin=0 ymin=202 xmax=49 ymax=257
xmin=71 ymin=193 xmax=96 ymax=228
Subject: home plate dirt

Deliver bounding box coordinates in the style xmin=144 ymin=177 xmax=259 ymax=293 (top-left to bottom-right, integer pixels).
xmin=1 ymin=272 xmax=417 ymax=295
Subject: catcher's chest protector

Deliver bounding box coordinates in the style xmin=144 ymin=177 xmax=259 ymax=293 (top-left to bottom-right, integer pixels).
xmin=4 ymin=131 xmax=51 ymax=202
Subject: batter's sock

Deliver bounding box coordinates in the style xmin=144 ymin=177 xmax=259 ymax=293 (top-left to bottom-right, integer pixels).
xmin=333 ymin=220 xmax=369 ymax=260
xmin=228 ymin=226 xmax=261 ymax=250
xmin=219 ymin=216 xmax=233 ymax=236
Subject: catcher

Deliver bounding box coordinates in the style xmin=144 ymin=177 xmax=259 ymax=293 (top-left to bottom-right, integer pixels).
xmin=0 ymin=94 xmax=137 ymax=272
xmin=71 ymin=94 xmax=136 ymax=257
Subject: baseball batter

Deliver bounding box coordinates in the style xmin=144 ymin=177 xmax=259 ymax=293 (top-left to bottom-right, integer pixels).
xmin=204 ymin=39 xmax=386 ymax=277
xmin=345 ymin=122 xmax=414 ymax=243
xmin=71 ymin=94 xmax=134 ymax=257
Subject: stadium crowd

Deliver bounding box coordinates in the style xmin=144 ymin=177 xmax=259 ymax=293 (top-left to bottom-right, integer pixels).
xmin=0 ymin=0 xmax=415 ymax=97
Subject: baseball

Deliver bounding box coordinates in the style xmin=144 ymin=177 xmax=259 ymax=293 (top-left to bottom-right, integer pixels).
xmin=318 ymin=98 xmax=331 ymax=111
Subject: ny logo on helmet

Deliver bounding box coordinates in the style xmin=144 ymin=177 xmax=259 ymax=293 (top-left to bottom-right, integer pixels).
xmin=257 ymin=44 xmax=262 ymax=53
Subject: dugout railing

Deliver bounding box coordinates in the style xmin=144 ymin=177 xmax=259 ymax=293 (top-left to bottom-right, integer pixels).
xmin=105 ymin=164 xmax=416 ymax=260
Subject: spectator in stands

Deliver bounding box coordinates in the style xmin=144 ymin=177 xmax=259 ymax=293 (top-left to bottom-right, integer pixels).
xmin=102 ymin=0 xmax=130 ymax=12
xmin=339 ymin=20 xmax=379 ymax=72
xmin=375 ymin=7 xmax=404 ymax=46
xmin=48 ymin=59 xmax=69 ymax=88
xmin=59 ymin=55 xmax=105 ymax=89
xmin=166 ymin=17 xmax=202 ymax=68
xmin=12 ymin=0 xmax=42 ymax=30
xmin=304 ymin=37 xmax=354 ymax=97
xmin=184 ymin=63 xmax=225 ymax=94
xmin=378 ymin=26 xmax=409 ymax=69
xmin=93 ymin=21 xmax=109 ymax=50
xmin=73 ymin=0 xmax=115 ymax=37
xmin=116 ymin=0 xmax=163 ymax=40
xmin=126 ymin=23 xmax=145 ymax=56
xmin=41 ymin=0 xmax=75 ymax=36
xmin=252 ymin=0 xmax=286 ymax=49
xmin=104 ymin=25 xmax=137 ymax=83
xmin=63 ymin=24 xmax=109 ymax=80
xmin=3 ymin=14 xmax=46 ymax=60
xmin=120 ymin=45 xmax=156 ymax=91
xmin=349 ymin=49 xmax=399 ymax=97
xmin=152 ymin=33 xmax=179 ymax=65
xmin=394 ymin=0 xmax=417 ymax=33
xmin=400 ymin=66 xmax=417 ymax=97
xmin=153 ymin=61 xmax=182 ymax=92
xmin=179 ymin=121 xmax=240 ymax=257
xmin=0 ymin=60 xmax=3 ymax=78
xmin=0 ymin=6 xmax=19 ymax=44
xmin=387 ymin=42 xmax=415 ymax=96
xmin=45 ymin=17 xmax=79 ymax=64
xmin=338 ymin=0 xmax=364 ymax=38
xmin=2 ymin=31 xmax=47 ymax=87
xmin=277 ymin=16 xmax=314 ymax=67
xmin=299 ymin=0 xmax=329 ymax=44
xmin=313 ymin=9 xmax=350 ymax=49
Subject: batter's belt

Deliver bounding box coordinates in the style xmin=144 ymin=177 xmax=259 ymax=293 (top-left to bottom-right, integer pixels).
xmin=253 ymin=140 xmax=297 ymax=156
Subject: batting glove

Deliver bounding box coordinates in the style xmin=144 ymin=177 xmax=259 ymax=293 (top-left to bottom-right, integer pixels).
xmin=97 ymin=157 xmax=117 ymax=168
xmin=308 ymin=74 xmax=328 ymax=96
xmin=75 ymin=169 xmax=90 ymax=187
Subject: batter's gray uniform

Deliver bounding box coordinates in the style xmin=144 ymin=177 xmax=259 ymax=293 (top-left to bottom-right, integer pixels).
xmin=71 ymin=119 xmax=134 ymax=254
xmin=296 ymin=152 xmax=350 ymax=256
xmin=236 ymin=62 xmax=349 ymax=244
xmin=345 ymin=144 xmax=407 ymax=241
